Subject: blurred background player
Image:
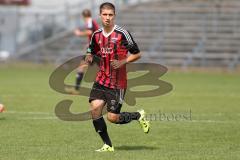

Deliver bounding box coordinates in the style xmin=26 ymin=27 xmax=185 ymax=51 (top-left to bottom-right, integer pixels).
xmin=73 ymin=9 xmax=99 ymax=92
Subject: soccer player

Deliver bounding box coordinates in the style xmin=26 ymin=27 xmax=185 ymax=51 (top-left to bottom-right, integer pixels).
xmin=73 ymin=9 xmax=99 ymax=91
xmin=85 ymin=2 xmax=150 ymax=152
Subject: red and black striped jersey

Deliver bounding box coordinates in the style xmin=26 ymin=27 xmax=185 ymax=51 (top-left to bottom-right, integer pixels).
xmin=87 ymin=25 xmax=140 ymax=89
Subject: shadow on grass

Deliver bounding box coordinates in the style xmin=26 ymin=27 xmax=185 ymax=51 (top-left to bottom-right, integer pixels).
xmin=115 ymin=145 xmax=158 ymax=151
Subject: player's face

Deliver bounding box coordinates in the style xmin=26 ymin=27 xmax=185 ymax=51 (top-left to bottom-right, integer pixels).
xmin=100 ymin=9 xmax=115 ymax=28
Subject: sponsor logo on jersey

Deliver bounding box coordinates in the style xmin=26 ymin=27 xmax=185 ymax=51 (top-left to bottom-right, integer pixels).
xmin=101 ymin=47 xmax=113 ymax=57
xmin=111 ymin=38 xmax=118 ymax=43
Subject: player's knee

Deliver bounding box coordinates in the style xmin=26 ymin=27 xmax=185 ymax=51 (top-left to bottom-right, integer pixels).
xmin=107 ymin=113 xmax=119 ymax=123
xmin=91 ymin=108 xmax=102 ymax=119
xmin=90 ymin=105 xmax=103 ymax=119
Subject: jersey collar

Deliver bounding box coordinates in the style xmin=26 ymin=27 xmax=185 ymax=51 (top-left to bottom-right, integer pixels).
xmin=102 ymin=25 xmax=116 ymax=38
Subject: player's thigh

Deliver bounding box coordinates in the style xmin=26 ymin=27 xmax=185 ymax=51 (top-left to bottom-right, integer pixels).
xmin=89 ymin=82 xmax=107 ymax=119
xmin=90 ymin=99 xmax=106 ymax=116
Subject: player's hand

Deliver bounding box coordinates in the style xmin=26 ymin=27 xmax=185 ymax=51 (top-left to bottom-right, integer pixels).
xmin=74 ymin=29 xmax=83 ymax=36
xmin=85 ymin=54 xmax=93 ymax=63
xmin=111 ymin=59 xmax=127 ymax=69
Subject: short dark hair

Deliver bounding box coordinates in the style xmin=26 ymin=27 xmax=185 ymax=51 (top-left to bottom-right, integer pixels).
xmin=100 ymin=2 xmax=115 ymax=14
xmin=82 ymin=9 xmax=91 ymax=17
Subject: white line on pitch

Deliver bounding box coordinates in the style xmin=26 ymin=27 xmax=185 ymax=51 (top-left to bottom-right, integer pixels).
xmin=190 ymin=120 xmax=239 ymax=124
xmin=19 ymin=117 xmax=58 ymax=120
xmin=6 ymin=111 xmax=54 ymax=115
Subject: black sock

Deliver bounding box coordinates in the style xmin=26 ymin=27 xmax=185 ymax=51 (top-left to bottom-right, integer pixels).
xmin=93 ymin=117 xmax=112 ymax=147
xmin=118 ymin=112 xmax=141 ymax=124
xmin=75 ymin=72 xmax=84 ymax=90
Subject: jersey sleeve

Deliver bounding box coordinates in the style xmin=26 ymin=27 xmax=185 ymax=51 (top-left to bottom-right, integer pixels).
xmin=87 ymin=33 xmax=99 ymax=55
xmin=122 ymin=30 xmax=140 ymax=54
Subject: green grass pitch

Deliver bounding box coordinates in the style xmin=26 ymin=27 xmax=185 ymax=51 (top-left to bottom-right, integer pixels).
xmin=0 ymin=63 xmax=240 ymax=160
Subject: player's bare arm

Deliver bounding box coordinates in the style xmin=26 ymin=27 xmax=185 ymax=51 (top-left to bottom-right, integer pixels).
xmin=74 ymin=29 xmax=93 ymax=37
xmin=85 ymin=53 xmax=93 ymax=63
xmin=111 ymin=52 xmax=141 ymax=69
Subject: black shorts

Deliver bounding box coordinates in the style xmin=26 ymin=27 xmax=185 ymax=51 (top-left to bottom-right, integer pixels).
xmin=89 ymin=82 xmax=126 ymax=114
